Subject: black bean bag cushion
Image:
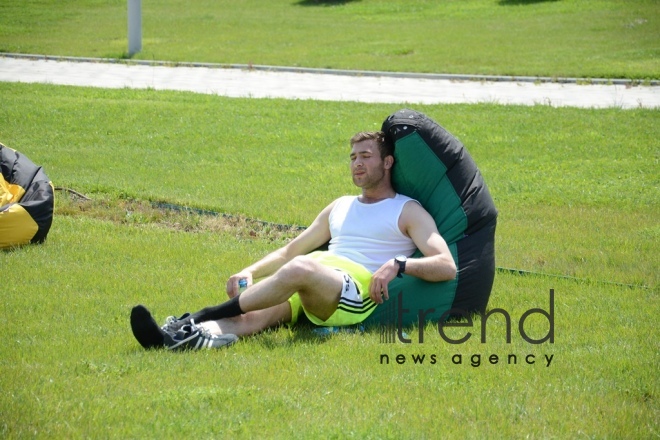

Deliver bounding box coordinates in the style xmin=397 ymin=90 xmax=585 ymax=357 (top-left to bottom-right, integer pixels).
xmin=363 ymin=109 xmax=498 ymax=328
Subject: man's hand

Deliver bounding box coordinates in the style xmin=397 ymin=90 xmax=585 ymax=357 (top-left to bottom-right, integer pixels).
xmin=368 ymin=259 xmax=399 ymax=304
xmin=226 ymin=272 xmax=253 ymax=298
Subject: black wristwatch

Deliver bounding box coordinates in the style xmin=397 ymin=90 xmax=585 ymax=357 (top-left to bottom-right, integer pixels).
xmin=395 ymin=255 xmax=407 ymax=278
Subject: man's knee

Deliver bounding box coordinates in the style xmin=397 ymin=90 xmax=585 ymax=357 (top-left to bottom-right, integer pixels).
xmin=278 ymin=255 xmax=317 ymax=285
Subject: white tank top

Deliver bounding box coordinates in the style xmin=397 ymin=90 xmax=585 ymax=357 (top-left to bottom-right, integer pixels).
xmin=328 ymin=194 xmax=419 ymax=273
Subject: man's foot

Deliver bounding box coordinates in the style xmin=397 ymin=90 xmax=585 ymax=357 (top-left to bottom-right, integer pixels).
xmin=164 ymin=320 xmax=238 ymax=351
xmin=130 ymin=305 xmax=167 ymax=349
xmin=161 ymin=312 xmax=191 ymax=334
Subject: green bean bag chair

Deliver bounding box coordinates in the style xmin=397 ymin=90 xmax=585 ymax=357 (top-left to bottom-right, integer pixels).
xmin=1 ymin=143 xmax=54 ymax=248
xmin=363 ymin=109 xmax=498 ymax=328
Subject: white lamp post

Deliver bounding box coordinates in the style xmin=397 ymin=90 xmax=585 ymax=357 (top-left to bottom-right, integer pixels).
xmin=128 ymin=0 xmax=142 ymax=56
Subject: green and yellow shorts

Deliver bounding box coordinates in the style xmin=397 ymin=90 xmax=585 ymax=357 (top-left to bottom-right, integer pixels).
xmin=288 ymin=251 xmax=377 ymax=327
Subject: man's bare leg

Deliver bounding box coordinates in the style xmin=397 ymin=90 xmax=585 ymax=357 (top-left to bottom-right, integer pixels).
xmin=200 ymin=302 xmax=292 ymax=337
xmin=179 ymin=255 xmax=345 ymax=327
xmin=238 ymin=255 xmax=345 ymax=322
xmin=131 ymin=256 xmax=345 ymax=348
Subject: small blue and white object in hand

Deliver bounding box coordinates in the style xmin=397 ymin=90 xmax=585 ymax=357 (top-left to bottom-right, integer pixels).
xmin=238 ymin=278 xmax=248 ymax=293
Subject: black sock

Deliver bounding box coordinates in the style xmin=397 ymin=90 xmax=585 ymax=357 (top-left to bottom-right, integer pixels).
xmin=130 ymin=305 xmax=166 ymax=349
xmin=181 ymin=295 xmax=244 ymax=328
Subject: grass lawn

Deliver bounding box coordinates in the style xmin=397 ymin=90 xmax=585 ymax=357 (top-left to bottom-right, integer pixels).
xmin=1 ymin=0 xmax=658 ymax=436
xmin=1 ymin=82 xmax=658 ymax=438
xmin=2 ymin=82 xmax=657 ymax=287
xmin=1 ymin=214 xmax=656 ymax=438
xmin=1 ymin=0 xmax=659 ymax=79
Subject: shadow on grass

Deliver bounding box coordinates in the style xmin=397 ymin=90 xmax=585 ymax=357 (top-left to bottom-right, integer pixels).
xmin=295 ymin=0 xmax=360 ymax=6
xmin=246 ymin=327 xmax=331 ymax=350
xmin=499 ymin=0 xmax=559 ymax=5
xmin=246 ymin=317 xmax=371 ymax=350
xmin=124 ymin=327 xmax=345 ymax=354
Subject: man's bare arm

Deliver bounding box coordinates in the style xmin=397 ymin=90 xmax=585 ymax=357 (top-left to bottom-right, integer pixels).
xmin=226 ymin=201 xmax=335 ymax=297
xmin=368 ymin=201 xmax=456 ymax=303
xmin=400 ymin=202 xmax=457 ymax=282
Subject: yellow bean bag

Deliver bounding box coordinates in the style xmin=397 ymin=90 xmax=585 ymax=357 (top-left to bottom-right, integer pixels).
xmin=1 ymin=143 xmax=54 ymax=248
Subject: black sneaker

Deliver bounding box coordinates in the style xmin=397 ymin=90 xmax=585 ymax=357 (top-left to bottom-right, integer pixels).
xmin=161 ymin=312 xmax=191 ymax=334
xmin=130 ymin=305 xmax=167 ymax=349
xmin=164 ymin=320 xmax=238 ymax=351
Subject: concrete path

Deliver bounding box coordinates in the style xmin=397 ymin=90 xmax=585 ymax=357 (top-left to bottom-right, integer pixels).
xmin=1 ymin=55 xmax=658 ymax=109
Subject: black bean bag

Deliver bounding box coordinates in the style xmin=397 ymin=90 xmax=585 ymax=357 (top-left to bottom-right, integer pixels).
xmin=363 ymin=109 xmax=498 ymax=328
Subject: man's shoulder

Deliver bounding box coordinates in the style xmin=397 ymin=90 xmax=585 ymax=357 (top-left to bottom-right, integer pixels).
xmin=320 ymin=195 xmax=355 ymax=217
xmin=395 ymin=193 xmax=421 ymax=206
xmin=398 ymin=195 xmax=428 ymax=216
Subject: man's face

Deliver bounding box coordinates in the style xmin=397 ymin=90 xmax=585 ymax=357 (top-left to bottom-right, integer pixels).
xmin=350 ymin=139 xmax=390 ymax=189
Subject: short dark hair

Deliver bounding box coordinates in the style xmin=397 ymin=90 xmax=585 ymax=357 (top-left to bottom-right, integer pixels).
xmin=350 ymin=131 xmax=394 ymax=160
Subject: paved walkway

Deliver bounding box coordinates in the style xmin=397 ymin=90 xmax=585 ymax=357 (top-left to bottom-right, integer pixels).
xmin=1 ymin=55 xmax=658 ymax=109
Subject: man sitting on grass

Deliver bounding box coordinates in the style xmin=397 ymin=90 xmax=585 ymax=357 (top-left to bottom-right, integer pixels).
xmin=130 ymin=131 xmax=457 ymax=350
